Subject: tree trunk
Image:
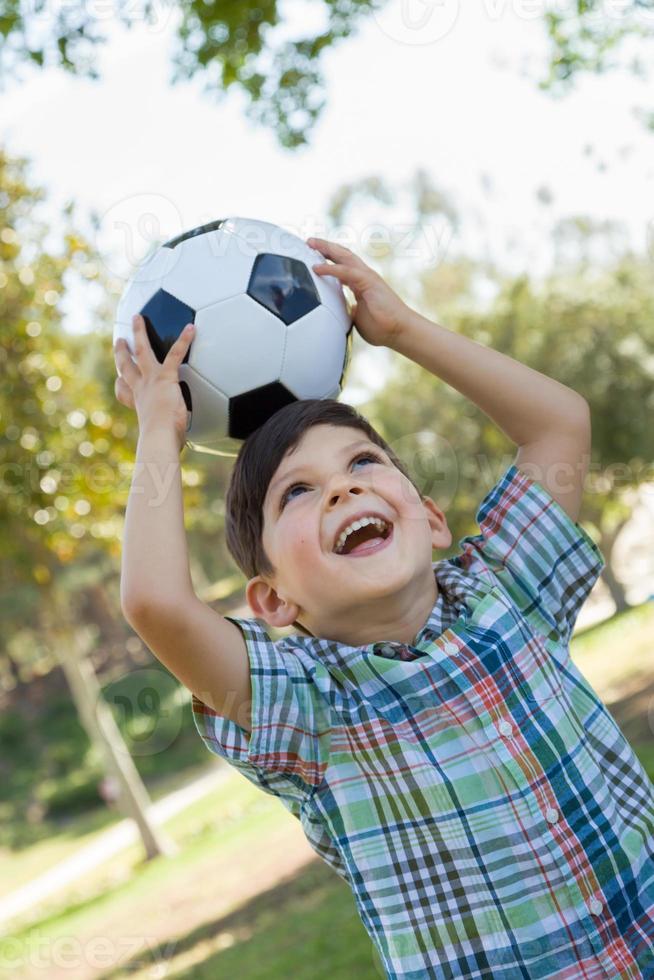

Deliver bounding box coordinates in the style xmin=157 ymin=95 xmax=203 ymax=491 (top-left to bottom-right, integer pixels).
xmin=600 ymin=560 xmax=630 ymax=615
xmin=598 ymin=518 xmax=631 ymax=615
xmin=51 ymin=593 xmax=177 ymax=862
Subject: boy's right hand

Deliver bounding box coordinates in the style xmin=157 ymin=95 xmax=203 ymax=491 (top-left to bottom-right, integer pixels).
xmin=113 ymin=314 xmax=195 ymax=449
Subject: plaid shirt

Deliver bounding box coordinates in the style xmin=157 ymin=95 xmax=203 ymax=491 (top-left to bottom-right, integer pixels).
xmin=192 ymin=464 xmax=654 ymax=979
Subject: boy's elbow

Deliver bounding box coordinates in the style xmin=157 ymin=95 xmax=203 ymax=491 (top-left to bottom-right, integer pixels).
xmin=121 ymin=593 xmax=191 ymax=628
xmin=568 ymin=393 xmax=591 ymax=431
xmin=121 ymin=593 xmax=148 ymax=629
xmin=120 ymin=580 xmax=144 ymax=625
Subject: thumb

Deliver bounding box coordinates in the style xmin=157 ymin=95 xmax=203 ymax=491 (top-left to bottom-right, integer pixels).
xmin=114 ymin=376 xmax=135 ymax=410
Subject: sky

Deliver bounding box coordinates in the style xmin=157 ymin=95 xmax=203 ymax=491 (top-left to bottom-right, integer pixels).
xmin=2 ymin=0 xmax=653 ymax=400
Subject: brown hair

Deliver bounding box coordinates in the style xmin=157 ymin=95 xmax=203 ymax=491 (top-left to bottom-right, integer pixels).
xmin=224 ymin=398 xmax=418 ymax=582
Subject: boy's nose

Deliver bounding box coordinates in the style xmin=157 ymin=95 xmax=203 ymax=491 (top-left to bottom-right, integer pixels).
xmin=327 ymin=481 xmax=366 ymax=507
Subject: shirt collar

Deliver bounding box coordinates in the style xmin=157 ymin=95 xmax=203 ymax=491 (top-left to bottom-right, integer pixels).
xmin=277 ymin=557 xmax=497 ymax=659
xmin=411 ymin=558 xmax=492 ymax=644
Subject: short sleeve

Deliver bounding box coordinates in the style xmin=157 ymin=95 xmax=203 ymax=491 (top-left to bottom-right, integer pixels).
xmin=191 ymin=615 xmax=332 ymax=808
xmin=295 ymin=804 xmax=351 ymax=884
xmin=456 ymin=464 xmax=605 ymax=646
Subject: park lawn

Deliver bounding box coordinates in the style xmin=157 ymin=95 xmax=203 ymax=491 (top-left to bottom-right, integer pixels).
xmin=1 ymin=600 xmax=653 ymax=978
xmin=570 ymin=598 xmax=654 ymax=697
xmin=141 ymin=859 xmax=385 ymax=980
xmin=0 ymin=806 xmax=118 ymax=902
xmin=1 ymin=771 xmax=378 ymax=979
xmin=0 ymin=761 xmax=216 ymax=901
xmin=2 ymin=772 xmax=282 ymax=936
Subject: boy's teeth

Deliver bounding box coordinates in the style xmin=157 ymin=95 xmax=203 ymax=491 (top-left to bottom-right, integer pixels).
xmin=335 ymin=516 xmax=389 ymax=554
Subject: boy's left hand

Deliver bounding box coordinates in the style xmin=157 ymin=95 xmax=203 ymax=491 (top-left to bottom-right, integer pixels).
xmin=307 ymin=237 xmax=411 ymax=349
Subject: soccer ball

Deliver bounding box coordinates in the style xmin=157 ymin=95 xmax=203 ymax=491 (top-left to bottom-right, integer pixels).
xmin=113 ymin=216 xmax=354 ymax=454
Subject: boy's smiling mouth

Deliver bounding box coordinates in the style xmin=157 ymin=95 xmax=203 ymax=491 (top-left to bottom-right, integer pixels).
xmin=332 ymin=515 xmax=394 ymax=556
xmin=337 ymin=524 xmax=394 ymax=557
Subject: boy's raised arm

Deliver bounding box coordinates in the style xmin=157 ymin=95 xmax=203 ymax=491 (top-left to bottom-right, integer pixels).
xmin=308 ymin=237 xmax=591 ymax=523
xmin=389 ymin=307 xmax=591 ymax=523
xmin=114 ymin=316 xmax=251 ymax=730
xmin=120 ymin=424 xmax=194 ymax=616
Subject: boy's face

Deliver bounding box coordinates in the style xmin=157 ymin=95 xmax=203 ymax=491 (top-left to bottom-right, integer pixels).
xmin=245 ymin=423 xmax=452 ymax=646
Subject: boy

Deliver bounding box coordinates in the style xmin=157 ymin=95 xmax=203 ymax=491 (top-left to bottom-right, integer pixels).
xmin=114 ymin=238 xmax=654 ymax=978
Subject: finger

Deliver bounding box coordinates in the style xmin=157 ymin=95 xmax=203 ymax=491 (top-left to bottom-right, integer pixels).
xmin=307 ymin=237 xmax=365 ymax=267
xmin=312 ymin=262 xmax=367 ymax=291
xmin=162 ymin=322 xmax=195 ymax=371
xmin=131 ymin=314 xmax=158 ymax=367
xmin=114 ymin=338 xmax=141 ymax=386
xmin=114 ymin=375 xmax=135 ymax=410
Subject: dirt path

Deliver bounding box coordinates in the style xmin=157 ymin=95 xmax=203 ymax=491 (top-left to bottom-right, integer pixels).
xmin=0 ymin=767 xmax=232 ymax=930
xmin=15 ymin=817 xmax=318 ymax=980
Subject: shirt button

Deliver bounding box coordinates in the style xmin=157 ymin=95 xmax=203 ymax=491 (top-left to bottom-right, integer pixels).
xmin=545 ymin=808 xmax=559 ymax=824
xmin=498 ymin=720 xmax=513 ymax=737
xmin=588 ymin=898 xmax=603 ymax=916
xmin=443 ymin=642 xmax=459 ymax=656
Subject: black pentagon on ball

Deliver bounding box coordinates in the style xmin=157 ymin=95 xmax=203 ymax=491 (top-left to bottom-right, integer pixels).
xmin=247 ymin=253 xmax=320 ymax=325
xmin=340 ymin=323 xmax=354 ymax=389
xmin=139 ymin=290 xmax=195 ymax=412
xmin=140 ymin=289 xmax=196 ymax=364
xmin=228 ymin=381 xmax=298 ymax=441
xmin=163 ymin=219 xmax=226 ymax=250
xmin=179 ymin=380 xmax=192 ymax=413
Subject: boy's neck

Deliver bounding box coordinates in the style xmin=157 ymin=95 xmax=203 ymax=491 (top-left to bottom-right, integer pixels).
xmin=317 ymin=569 xmax=440 ymax=648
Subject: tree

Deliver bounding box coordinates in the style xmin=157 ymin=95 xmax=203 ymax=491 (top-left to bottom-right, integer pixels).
xmin=540 ymin=3 xmax=654 ymax=132
xmin=0 ymin=0 xmax=381 ymax=150
xmin=0 ymin=146 xmax=176 ymax=857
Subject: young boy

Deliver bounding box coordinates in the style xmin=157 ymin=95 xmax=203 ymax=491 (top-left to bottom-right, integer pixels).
xmin=114 ymin=238 xmax=654 ymax=979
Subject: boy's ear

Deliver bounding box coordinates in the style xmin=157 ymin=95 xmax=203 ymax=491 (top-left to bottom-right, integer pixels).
xmin=245 ymin=576 xmax=300 ymax=630
xmin=421 ymin=496 xmax=453 ymax=550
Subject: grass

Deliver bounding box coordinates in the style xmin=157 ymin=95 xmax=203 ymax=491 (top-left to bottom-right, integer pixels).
xmin=1 ymin=773 xmax=378 ymax=979
xmin=1 ymin=601 xmax=653 ymax=978
xmin=108 ymin=861 xmax=384 ymax=980
xmin=571 ymin=599 xmax=654 ymax=696
xmin=0 ymin=761 xmax=215 ymax=901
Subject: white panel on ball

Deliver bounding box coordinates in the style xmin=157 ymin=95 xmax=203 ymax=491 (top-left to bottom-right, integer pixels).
xmin=178 ymin=364 xmax=230 ymax=447
xmin=191 ymin=295 xmax=286 ymax=398
xmin=281 ymin=307 xmax=347 ymax=399
xmin=221 ymin=217 xmax=291 ymax=259
xmin=163 ymin=228 xmax=254 ymax=312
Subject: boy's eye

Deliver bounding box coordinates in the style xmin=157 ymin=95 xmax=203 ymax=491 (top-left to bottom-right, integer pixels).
xmin=279 ymin=451 xmax=382 ymax=509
